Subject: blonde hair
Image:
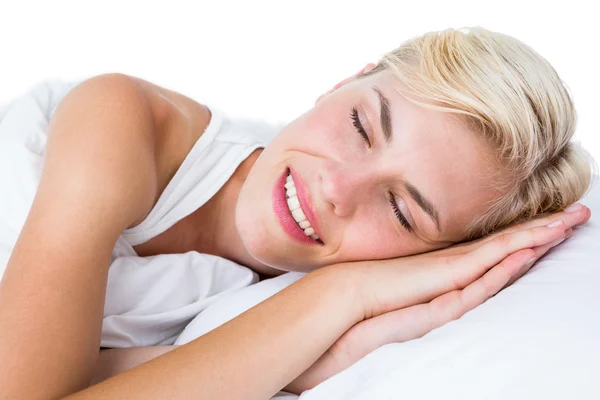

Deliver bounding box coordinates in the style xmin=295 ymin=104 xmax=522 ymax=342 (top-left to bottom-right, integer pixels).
xmin=363 ymin=26 xmax=597 ymax=241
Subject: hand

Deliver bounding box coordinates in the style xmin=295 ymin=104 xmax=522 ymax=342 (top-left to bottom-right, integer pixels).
xmin=434 ymin=203 xmax=591 ymax=287
xmin=349 ymin=203 xmax=590 ymax=319
xmin=284 ymin=203 xmax=590 ymax=394
xmin=436 ymin=203 xmax=590 ymax=257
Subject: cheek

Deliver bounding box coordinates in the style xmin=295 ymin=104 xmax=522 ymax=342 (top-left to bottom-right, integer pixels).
xmin=285 ymin=106 xmax=361 ymax=157
xmin=309 ymin=112 xmax=353 ymax=149
xmin=338 ymin=212 xmax=441 ymax=261
xmin=338 ymin=216 xmax=404 ymax=260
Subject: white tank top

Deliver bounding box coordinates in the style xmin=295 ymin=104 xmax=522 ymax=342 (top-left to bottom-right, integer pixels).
xmin=0 ymin=79 xmax=284 ymax=347
xmin=113 ymin=96 xmax=282 ymax=260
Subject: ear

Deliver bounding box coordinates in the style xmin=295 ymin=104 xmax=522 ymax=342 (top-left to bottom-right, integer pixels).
xmin=316 ymin=63 xmax=377 ymax=104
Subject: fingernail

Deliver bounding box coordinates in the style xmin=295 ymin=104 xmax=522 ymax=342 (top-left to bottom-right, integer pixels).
xmin=550 ymin=237 xmax=565 ymax=247
xmin=565 ymin=228 xmax=573 ymax=238
xmin=546 ymin=220 xmax=564 ymax=228
xmin=564 ymin=203 xmax=583 ymax=213
xmin=525 ymin=257 xmax=537 ymax=265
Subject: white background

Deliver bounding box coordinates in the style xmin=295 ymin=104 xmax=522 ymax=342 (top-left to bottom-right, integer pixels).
xmin=1 ymin=0 xmax=598 ymax=164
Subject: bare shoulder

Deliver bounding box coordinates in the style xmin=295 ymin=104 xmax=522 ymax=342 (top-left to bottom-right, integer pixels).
xmin=35 ymin=71 xmax=215 ymax=250
xmin=45 ymin=73 xmax=161 ymax=235
xmin=120 ymin=75 xmax=213 ymax=217
xmin=48 ymin=73 xmax=213 ymax=230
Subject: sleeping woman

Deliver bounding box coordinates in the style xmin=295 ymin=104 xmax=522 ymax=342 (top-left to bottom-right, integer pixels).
xmin=0 ymin=26 xmax=594 ymax=399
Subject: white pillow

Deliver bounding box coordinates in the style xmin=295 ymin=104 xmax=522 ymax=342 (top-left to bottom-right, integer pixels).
xmin=175 ymin=271 xmax=305 ymax=345
xmin=176 ymin=177 xmax=600 ymax=400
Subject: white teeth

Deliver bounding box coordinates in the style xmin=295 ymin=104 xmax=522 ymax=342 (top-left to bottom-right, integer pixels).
xmin=284 ymin=172 xmax=321 ymax=241
xmin=299 ymin=220 xmax=311 ymax=229
xmin=291 ymin=208 xmax=306 ymax=223
xmin=286 ymin=196 xmax=300 ymax=211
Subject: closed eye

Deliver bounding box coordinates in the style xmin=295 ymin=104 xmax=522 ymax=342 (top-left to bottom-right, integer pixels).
xmin=350 ymin=107 xmax=371 ymax=147
xmin=388 ymin=192 xmax=412 ymax=232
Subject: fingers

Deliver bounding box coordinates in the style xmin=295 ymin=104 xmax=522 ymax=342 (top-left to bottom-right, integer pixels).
xmin=359 ymin=248 xmax=547 ymax=349
xmin=425 ymin=215 xmax=571 ymax=306
xmin=479 ymin=203 xmax=589 ymax=245
xmin=565 ymin=227 xmax=574 ymax=239
xmin=462 ymin=219 xmax=567 ymax=275
xmin=564 ymin=203 xmax=592 ymax=227
xmin=348 ymin=249 xmax=540 ymax=349
xmin=432 ymin=203 xmax=588 ymax=259
xmin=503 ymin=225 xmax=574 ymax=288
xmin=446 ymin=220 xmax=566 ymax=291
xmin=515 ymin=203 xmax=589 ymax=231
xmin=427 ymin=249 xmax=535 ymax=330
xmin=459 ymin=249 xmax=534 ymax=310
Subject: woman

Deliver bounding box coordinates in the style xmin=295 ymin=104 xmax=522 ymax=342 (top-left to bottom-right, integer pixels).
xmin=0 ymin=26 xmax=594 ymax=399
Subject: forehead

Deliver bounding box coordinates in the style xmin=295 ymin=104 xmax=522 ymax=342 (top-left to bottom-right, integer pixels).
xmin=360 ymin=72 xmax=503 ymax=240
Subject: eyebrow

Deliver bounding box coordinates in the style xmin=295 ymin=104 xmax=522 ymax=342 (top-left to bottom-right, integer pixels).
xmin=371 ymin=86 xmax=442 ymax=233
xmin=404 ymin=181 xmax=442 ymax=233
xmin=372 ymin=86 xmax=393 ymax=145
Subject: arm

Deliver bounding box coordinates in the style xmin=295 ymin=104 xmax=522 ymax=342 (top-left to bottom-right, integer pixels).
xmin=69 ymin=268 xmax=362 ymax=399
xmin=0 ymin=73 xmax=159 ymax=399
xmin=91 ymin=347 xmax=178 ymax=386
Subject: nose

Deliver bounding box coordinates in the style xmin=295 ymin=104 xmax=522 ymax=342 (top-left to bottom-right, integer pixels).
xmin=318 ymin=161 xmax=377 ymax=217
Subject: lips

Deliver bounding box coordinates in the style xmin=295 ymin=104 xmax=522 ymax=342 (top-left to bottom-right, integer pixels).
xmin=273 ymin=167 xmax=324 ymax=246
xmin=289 ymin=167 xmax=323 ymax=242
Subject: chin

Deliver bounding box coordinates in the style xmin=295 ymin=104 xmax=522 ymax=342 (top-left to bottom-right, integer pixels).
xmin=235 ymin=212 xmax=319 ymax=274
xmin=234 ymin=160 xmax=322 ymax=274
xmin=234 ymin=194 xmax=282 ymax=270
xmin=237 ymin=227 xmax=308 ymax=273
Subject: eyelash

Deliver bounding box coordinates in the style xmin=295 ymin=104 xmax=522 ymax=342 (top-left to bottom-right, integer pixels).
xmin=350 ymin=108 xmax=371 ymax=147
xmin=389 ymin=193 xmax=413 ymax=232
xmin=349 ymin=107 xmax=412 ymax=233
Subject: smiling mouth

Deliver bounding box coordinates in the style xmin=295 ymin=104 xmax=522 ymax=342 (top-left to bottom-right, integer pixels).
xmin=284 ymin=170 xmax=324 ymax=244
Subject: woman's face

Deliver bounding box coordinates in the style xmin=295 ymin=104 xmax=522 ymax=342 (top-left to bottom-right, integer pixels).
xmin=235 ymin=65 xmax=503 ymax=273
